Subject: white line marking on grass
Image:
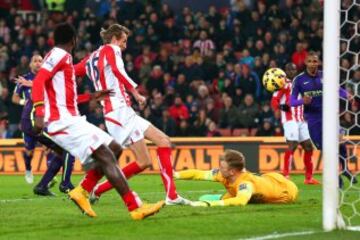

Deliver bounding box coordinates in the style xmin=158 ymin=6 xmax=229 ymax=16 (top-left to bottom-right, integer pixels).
xmin=238 ymin=231 xmax=317 ymax=240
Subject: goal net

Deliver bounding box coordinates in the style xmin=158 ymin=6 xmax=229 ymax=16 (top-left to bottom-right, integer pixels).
xmin=323 ymin=0 xmax=360 ymax=231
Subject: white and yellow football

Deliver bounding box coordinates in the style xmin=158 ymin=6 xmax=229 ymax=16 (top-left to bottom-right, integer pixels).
xmin=262 ymin=68 xmax=286 ymax=92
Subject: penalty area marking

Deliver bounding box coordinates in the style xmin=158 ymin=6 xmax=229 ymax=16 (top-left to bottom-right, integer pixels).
xmin=238 ymin=230 xmax=317 ymax=240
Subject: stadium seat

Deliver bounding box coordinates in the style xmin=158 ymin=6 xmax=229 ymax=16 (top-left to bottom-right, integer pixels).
xmin=232 ymin=128 xmax=249 ymax=136
xmin=218 ymin=128 xmax=232 ymax=136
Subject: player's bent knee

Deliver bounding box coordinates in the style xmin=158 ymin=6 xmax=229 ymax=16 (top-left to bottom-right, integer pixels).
xmin=92 ymin=144 xmax=117 ymax=165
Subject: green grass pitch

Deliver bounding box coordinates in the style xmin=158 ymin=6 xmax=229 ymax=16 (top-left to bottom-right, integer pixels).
xmin=0 ymin=174 xmax=359 ymax=240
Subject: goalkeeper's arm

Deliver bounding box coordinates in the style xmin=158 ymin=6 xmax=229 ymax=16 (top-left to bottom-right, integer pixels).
xmin=191 ymin=182 xmax=253 ymax=207
xmin=174 ymin=169 xmax=220 ymax=181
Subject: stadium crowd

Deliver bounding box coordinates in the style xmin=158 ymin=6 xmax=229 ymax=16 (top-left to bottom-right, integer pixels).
xmin=0 ymin=0 xmax=359 ymax=138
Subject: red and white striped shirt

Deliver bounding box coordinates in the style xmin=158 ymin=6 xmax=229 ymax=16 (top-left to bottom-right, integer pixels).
xmin=193 ymin=39 xmax=215 ymax=56
xmin=32 ymin=47 xmax=79 ymax=122
xmin=78 ymin=44 xmax=137 ymax=114
xmin=271 ymin=79 xmax=304 ymax=124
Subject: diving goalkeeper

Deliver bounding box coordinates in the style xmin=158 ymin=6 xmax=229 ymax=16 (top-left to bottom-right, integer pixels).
xmin=174 ymin=149 xmax=298 ymax=207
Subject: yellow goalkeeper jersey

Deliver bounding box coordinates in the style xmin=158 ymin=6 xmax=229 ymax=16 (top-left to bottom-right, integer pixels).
xmin=176 ymin=169 xmax=298 ymax=206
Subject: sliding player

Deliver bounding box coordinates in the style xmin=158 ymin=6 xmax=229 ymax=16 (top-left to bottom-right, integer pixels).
xmin=76 ymin=24 xmax=190 ymax=205
xmin=175 ymin=149 xmax=298 ymax=207
xmin=271 ymin=63 xmax=319 ymax=184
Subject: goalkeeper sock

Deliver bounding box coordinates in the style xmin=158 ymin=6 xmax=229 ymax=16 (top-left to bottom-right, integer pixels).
xmin=283 ymin=150 xmax=293 ymax=177
xmin=304 ymin=150 xmax=313 ymax=180
xmin=95 ymin=161 xmax=144 ymax=196
xmin=157 ymin=147 xmax=178 ymax=200
xmin=81 ymin=169 xmax=103 ymax=193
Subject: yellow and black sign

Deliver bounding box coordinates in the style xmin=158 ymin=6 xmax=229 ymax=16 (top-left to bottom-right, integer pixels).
xmin=0 ymin=137 xmax=359 ymax=174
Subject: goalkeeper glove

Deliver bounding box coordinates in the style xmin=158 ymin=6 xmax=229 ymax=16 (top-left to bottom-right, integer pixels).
xmin=279 ymin=104 xmax=290 ymax=112
xmin=190 ymin=201 xmax=211 ymax=207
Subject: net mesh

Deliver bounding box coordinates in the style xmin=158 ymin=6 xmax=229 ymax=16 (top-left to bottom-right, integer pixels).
xmin=338 ymin=0 xmax=360 ymax=227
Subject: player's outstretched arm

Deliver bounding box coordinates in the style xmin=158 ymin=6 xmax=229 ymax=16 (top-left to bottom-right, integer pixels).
xmin=190 ymin=182 xmax=253 ymax=207
xmin=174 ymin=169 xmax=219 ymax=181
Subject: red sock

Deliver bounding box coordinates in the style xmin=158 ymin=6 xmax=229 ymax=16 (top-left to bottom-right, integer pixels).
xmin=157 ymin=147 xmax=178 ymax=200
xmin=95 ymin=162 xmax=144 ymax=196
xmin=81 ymin=169 xmax=103 ymax=193
xmin=304 ymin=150 xmax=313 ymax=180
xmin=283 ymin=150 xmax=293 ymax=177
xmin=121 ymin=190 xmax=142 ymax=211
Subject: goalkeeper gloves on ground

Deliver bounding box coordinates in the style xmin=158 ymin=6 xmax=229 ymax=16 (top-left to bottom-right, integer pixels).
xmin=190 ymin=201 xmax=211 ymax=207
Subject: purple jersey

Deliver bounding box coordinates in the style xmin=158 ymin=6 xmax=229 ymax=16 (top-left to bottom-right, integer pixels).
xmin=290 ymin=70 xmax=323 ymax=119
xmin=14 ymin=71 xmax=34 ymax=101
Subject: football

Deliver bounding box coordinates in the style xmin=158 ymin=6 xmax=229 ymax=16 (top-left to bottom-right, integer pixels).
xmin=262 ymin=68 xmax=286 ymax=92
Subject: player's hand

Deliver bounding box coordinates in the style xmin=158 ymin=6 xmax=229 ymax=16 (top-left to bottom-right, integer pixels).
xmin=135 ymin=94 xmax=147 ymax=107
xmin=303 ymin=95 xmax=312 ymax=104
xmin=33 ymin=116 xmax=44 ymax=135
xmin=15 ymin=76 xmax=33 ymax=87
xmin=190 ymin=201 xmax=210 ymax=207
xmin=279 ymin=104 xmax=290 ymax=112
xmin=92 ymin=89 xmax=115 ymax=101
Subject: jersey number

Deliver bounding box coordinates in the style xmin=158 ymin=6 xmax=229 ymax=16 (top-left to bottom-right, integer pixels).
xmin=86 ymin=56 xmax=99 ymax=82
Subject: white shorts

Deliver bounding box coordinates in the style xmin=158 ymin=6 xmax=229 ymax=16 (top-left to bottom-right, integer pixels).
xmin=46 ymin=116 xmax=113 ymax=165
xmin=105 ymin=106 xmax=151 ymax=148
xmin=283 ymin=120 xmax=310 ymax=142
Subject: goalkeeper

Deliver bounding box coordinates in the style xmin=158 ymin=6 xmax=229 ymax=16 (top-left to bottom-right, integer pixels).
xmin=174 ymin=149 xmax=298 ymax=207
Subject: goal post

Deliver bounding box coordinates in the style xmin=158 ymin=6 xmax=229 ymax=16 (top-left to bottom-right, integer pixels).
xmin=322 ymin=0 xmax=341 ymax=231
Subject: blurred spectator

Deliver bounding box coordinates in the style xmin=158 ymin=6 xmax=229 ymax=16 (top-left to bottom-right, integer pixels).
xmin=235 ymin=64 xmax=261 ymax=99
xmin=206 ymin=121 xmax=221 ymax=137
xmin=176 ymin=119 xmax=191 ymax=136
xmin=169 ymin=95 xmax=189 ymax=125
xmin=256 ymin=120 xmax=275 ymax=136
xmin=291 ymin=42 xmax=308 ymax=70
xmin=219 ymin=95 xmax=239 ymax=129
xmin=193 ymin=109 xmax=209 ymax=136
xmin=193 ymin=30 xmax=215 ymax=56
xmin=158 ymin=109 xmax=177 ymax=137
xmin=238 ymin=94 xmax=259 ymax=128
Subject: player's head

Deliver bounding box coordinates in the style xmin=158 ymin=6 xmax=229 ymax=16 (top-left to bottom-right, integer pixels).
xmin=305 ymin=51 xmax=320 ymax=76
xmin=100 ymin=24 xmax=130 ymax=51
xmin=29 ymin=54 xmax=43 ymax=73
xmin=284 ymin=63 xmax=297 ymax=80
xmin=219 ymin=150 xmax=245 ymax=178
xmin=54 ymin=23 xmax=77 ymax=50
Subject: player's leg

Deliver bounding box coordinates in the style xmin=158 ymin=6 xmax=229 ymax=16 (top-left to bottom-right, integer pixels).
xmin=299 ymin=122 xmax=320 ymax=184
xmin=23 ymin=133 xmax=36 ymax=184
xmin=62 ymin=119 xmax=163 ymax=219
xmin=284 ymin=140 xmax=298 ymax=178
xmin=144 ymin=124 xmax=190 ymax=205
xmin=59 ymin=152 xmax=75 ymax=193
xmin=282 ymin=121 xmax=298 ymax=178
xmin=93 ymin=138 xmax=150 ymax=198
xmin=33 ymin=151 xmax=62 ymax=196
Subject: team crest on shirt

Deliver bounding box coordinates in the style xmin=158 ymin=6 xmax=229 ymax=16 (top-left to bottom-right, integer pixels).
xmin=134 ymin=130 xmax=140 ymax=136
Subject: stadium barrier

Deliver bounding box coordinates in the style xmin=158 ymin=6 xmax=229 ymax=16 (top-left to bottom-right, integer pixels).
xmin=0 ymin=137 xmax=359 ymax=175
